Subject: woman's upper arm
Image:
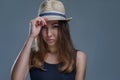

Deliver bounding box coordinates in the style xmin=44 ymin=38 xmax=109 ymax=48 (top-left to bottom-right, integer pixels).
xmin=75 ymin=50 xmax=87 ymax=80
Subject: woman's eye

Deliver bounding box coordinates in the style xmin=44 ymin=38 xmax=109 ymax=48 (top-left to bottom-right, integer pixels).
xmin=52 ymin=25 xmax=59 ymax=28
xmin=42 ymin=26 xmax=47 ymax=30
xmin=53 ymin=26 xmax=58 ymax=28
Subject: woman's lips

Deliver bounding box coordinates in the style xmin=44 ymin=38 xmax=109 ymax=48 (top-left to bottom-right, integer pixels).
xmin=47 ymin=39 xmax=55 ymax=43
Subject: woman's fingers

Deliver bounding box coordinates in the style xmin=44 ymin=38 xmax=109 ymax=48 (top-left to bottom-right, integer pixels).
xmin=29 ymin=17 xmax=48 ymax=38
xmin=34 ymin=17 xmax=47 ymax=27
xmin=40 ymin=17 xmax=47 ymax=26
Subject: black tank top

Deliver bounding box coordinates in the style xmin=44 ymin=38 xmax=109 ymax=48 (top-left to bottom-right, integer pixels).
xmin=29 ymin=50 xmax=77 ymax=80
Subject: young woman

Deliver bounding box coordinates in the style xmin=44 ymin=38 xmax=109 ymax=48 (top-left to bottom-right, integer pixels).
xmin=11 ymin=0 xmax=87 ymax=80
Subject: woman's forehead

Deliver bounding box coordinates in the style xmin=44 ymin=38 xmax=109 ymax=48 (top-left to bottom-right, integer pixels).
xmin=46 ymin=20 xmax=59 ymax=24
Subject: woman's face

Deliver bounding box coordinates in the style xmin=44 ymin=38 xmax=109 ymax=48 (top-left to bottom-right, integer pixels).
xmin=41 ymin=20 xmax=59 ymax=47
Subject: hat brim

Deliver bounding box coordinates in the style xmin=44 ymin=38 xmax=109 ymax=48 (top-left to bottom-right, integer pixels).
xmin=41 ymin=16 xmax=72 ymax=21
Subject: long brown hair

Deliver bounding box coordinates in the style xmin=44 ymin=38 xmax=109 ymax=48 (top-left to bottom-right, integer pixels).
xmin=30 ymin=21 xmax=76 ymax=73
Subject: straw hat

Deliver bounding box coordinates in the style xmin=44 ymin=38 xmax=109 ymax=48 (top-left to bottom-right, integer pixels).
xmin=38 ymin=0 xmax=72 ymax=21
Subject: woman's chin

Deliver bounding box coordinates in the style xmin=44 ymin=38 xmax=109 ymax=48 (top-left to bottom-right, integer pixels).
xmin=48 ymin=44 xmax=56 ymax=47
xmin=47 ymin=42 xmax=56 ymax=47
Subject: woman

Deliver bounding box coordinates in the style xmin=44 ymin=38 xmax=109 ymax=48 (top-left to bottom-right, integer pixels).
xmin=11 ymin=0 xmax=87 ymax=80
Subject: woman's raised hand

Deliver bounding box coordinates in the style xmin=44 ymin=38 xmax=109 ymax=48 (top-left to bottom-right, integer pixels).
xmin=29 ymin=17 xmax=47 ymax=38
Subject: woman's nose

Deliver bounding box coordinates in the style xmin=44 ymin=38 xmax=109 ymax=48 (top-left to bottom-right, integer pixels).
xmin=47 ymin=29 xmax=52 ymax=37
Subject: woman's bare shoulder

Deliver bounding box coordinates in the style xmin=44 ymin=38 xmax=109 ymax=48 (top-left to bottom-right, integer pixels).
xmin=76 ymin=50 xmax=87 ymax=65
xmin=77 ymin=50 xmax=86 ymax=58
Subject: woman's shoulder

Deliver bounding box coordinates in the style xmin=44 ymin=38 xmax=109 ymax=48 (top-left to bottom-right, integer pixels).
xmin=74 ymin=50 xmax=87 ymax=79
xmin=76 ymin=50 xmax=86 ymax=57
xmin=75 ymin=50 xmax=87 ymax=64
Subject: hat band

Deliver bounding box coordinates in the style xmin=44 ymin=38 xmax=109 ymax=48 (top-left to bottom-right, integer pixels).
xmin=39 ymin=12 xmax=66 ymax=18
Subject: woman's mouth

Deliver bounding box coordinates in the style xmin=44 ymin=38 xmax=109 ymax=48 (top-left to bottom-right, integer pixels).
xmin=47 ymin=39 xmax=55 ymax=43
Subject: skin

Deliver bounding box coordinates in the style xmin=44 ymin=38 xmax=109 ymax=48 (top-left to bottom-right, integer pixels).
xmin=42 ymin=20 xmax=59 ymax=53
xmin=11 ymin=17 xmax=87 ymax=80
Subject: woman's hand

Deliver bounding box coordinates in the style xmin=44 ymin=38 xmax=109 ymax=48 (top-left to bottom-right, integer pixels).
xmin=29 ymin=17 xmax=47 ymax=38
xmin=11 ymin=17 xmax=47 ymax=80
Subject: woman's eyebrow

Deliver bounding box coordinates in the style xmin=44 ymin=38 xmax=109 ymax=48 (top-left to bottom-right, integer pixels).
xmin=52 ymin=23 xmax=59 ymax=25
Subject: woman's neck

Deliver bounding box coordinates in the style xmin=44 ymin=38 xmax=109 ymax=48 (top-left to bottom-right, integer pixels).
xmin=48 ymin=46 xmax=57 ymax=54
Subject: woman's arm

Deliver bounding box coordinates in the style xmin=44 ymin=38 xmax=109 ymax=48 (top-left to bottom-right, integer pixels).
xmin=75 ymin=51 xmax=87 ymax=80
xmin=11 ymin=36 xmax=35 ymax=80
xmin=11 ymin=17 xmax=46 ymax=80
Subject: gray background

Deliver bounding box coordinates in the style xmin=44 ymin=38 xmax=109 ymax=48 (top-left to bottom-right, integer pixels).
xmin=0 ymin=0 xmax=120 ymax=80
